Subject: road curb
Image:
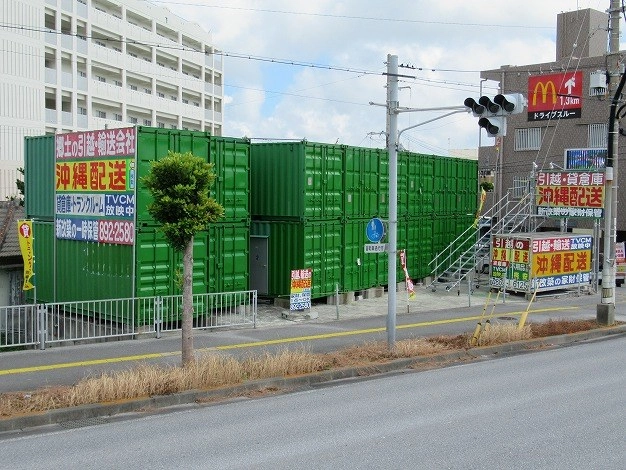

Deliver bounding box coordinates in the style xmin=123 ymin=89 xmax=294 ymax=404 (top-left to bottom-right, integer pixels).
xmin=1 ymin=325 xmax=625 ymax=434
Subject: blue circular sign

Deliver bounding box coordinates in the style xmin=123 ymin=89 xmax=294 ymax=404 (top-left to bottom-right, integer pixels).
xmin=366 ymin=218 xmax=385 ymax=243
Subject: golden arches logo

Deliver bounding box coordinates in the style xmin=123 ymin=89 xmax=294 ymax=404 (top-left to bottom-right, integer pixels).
xmin=532 ymin=80 xmax=557 ymax=106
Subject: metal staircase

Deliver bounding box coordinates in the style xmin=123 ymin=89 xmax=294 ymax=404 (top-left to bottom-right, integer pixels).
xmin=427 ymin=191 xmax=542 ymax=293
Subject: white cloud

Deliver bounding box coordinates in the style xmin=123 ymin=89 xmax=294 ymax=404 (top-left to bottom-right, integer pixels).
xmin=157 ymin=0 xmax=615 ymax=153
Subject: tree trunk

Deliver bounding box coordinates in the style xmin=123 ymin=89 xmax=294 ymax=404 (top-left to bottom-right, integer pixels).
xmin=181 ymin=237 xmax=194 ymax=366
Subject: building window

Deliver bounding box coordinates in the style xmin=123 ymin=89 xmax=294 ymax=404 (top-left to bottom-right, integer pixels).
xmin=588 ymin=123 xmax=607 ymax=148
xmin=78 ymin=107 xmax=87 ymax=115
xmin=157 ymin=92 xmax=165 ymax=98
xmin=157 ymin=122 xmax=165 ymax=128
xmin=512 ymin=176 xmax=529 ymax=199
xmin=182 ymin=98 xmax=189 ymax=104
xmin=114 ymin=113 xmax=122 ymax=121
xmin=129 ymin=117 xmax=138 ymax=124
xmin=143 ymin=119 xmax=152 ymax=126
xmin=170 ymin=95 xmax=177 ymax=101
xmin=78 ymin=71 xmax=87 ymax=77
xmin=144 ymin=88 xmax=151 ymax=94
xmin=514 ymin=127 xmax=542 ymax=151
xmin=96 ymin=75 xmax=106 ymax=83
xmin=129 ymin=84 xmax=137 ymax=91
xmin=114 ymin=80 xmax=122 ymax=87
xmin=96 ymin=110 xmax=106 ymax=118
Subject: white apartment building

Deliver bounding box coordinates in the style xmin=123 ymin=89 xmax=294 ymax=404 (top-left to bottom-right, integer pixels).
xmin=0 ymin=0 xmax=223 ymax=198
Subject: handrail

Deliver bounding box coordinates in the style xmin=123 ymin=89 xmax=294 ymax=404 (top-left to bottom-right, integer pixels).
xmin=427 ymin=189 xmax=537 ymax=291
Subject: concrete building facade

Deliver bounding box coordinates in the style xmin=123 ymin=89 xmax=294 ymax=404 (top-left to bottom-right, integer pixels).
xmin=0 ymin=0 xmax=223 ymax=198
xmin=478 ymin=8 xmax=625 ymax=238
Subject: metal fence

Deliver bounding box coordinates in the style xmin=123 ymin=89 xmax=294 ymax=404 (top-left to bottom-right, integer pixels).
xmin=0 ymin=290 xmax=257 ymax=350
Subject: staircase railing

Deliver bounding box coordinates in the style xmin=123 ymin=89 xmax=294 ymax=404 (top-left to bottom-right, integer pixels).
xmin=427 ymin=190 xmax=537 ymax=292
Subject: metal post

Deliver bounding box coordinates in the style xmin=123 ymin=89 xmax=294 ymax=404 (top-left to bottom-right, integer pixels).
xmin=386 ymin=54 xmax=399 ymax=349
xmin=38 ymin=304 xmax=46 ymax=350
xmin=598 ymin=0 xmax=621 ymax=324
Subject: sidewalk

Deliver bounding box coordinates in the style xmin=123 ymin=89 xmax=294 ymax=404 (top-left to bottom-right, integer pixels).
xmin=254 ymin=283 xmax=590 ymax=328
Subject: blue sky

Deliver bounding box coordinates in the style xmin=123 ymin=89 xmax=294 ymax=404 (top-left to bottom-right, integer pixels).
xmin=150 ymin=1 xmax=619 ymax=154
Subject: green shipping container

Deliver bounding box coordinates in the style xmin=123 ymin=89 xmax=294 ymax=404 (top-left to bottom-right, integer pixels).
xmin=344 ymin=146 xmax=387 ymax=219
xmin=34 ymin=226 xmax=134 ymax=303
xmin=433 ymin=156 xmax=478 ymax=217
xmin=250 ymin=220 xmax=342 ymax=299
xmin=376 ymin=218 xmax=408 ymax=287
xmin=25 ymin=135 xmax=56 ymax=220
xmin=402 ymin=152 xmax=436 ymax=217
xmin=29 ymin=221 xmax=248 ymax=314
xmin=251 ymin=141 xmax=343 ymax=220
xmin=404 ymin=217 xmax=435 ymax=280
xmin=342 ymin=219 xmax=381 ymax=292
xmin=209 ymin=137 xmax=250 ymax=222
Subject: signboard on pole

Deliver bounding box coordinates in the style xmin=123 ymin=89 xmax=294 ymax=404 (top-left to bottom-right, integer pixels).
xmin=290 ymin=268 xmax=312 ymax=311
xmin=535 ymin=170 xmax=605 ymax=218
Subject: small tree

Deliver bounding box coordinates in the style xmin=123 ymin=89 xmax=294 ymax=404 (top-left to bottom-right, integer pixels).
xmin=142 ymin=151 xmax=224 ymax=366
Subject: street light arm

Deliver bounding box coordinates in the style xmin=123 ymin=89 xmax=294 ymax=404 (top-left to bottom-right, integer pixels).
xmin=396 ymin=109 xmax=468 ymax=143
xmin=397 ymin=105 xmax=467 ymax=113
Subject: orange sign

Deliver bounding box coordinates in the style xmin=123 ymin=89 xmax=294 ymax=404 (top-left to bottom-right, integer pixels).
xmin=528 ymin=71 xmax=582 ymax=121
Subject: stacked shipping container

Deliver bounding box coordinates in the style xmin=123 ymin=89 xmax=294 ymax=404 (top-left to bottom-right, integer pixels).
xmin=250 ymin=141 xmax=478 ymax=299
xmin=24 ymin=131 xmax=477 ymax=307
xmin=24 ymin=128 xmax=251 ymax=315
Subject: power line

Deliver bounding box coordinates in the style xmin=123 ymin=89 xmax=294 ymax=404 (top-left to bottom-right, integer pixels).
xmin=144 ymin=1 xmax=554 ymax=30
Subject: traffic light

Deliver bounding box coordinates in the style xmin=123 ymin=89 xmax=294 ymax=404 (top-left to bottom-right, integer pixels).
xmin=494 ymin=93 xmax=525 ymax=114
xmin=464 ymin=93 xmax=526 ymax=137
xmin=478 ymin=116 xmax=506 ymax=137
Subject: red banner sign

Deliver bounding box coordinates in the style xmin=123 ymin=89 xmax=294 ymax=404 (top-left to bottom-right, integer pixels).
xmin=528 ymin=71 xmax=582 ymax=121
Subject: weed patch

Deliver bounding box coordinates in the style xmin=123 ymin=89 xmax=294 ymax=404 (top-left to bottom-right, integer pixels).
xmin=0 ymin=319 xmax=615 ymax=418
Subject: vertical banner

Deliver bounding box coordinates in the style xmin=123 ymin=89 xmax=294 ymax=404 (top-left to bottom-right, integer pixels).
xmin=17 ymin=220 xmax=34 ymax=290
xmin=399 ymin=250 xmax=416 ymax=300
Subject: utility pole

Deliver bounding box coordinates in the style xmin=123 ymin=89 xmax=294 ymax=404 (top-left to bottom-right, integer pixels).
xmin=597 ymin=0 xmax=621 ymax=325
xmin=381 ymin=55 xmax=470 ymax=349
xmin=386 ymin=54 xmax=399 ymax=348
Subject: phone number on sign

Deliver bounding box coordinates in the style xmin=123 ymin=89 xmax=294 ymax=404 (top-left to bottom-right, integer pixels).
xmin=98 ymin=220 xmax=135 ymax=244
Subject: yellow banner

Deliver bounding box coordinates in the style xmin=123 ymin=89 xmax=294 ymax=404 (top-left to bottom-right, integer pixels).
xmin=17 ymin=220 xmax=34 ymax=290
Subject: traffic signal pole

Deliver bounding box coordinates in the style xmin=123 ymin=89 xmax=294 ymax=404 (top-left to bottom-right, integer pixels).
xmin=386 ymin=54 xmax=399 ymax=348
xmin=381 ymin=55 xmax=467 ymax=349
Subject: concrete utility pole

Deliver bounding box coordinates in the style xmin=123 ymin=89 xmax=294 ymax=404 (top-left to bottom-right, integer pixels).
xmin=386 ymin=54 xmax=399 ymax=348
xmin=597 ymin=0 xmax=621 ymax=324
xmin=382 ymin=55 xmax=468 ymax=349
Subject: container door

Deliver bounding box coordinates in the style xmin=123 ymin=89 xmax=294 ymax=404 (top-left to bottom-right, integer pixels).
xmin=250 ymin=236 xmax=269 ymax=294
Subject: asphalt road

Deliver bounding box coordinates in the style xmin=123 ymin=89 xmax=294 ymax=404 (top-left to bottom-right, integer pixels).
xmin=1 ymin=335 xmax=624 ymax=469
xmin=0 ymin=287 xmax=624 ymax=394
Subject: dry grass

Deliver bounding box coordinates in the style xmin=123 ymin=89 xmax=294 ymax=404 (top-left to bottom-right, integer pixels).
xmin=0 ymin=318 xmax=611 ymax=418
xmin=477 ymin=323 xmax=533 ymax=346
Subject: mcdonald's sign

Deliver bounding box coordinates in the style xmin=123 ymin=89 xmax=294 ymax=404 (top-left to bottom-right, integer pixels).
xmin=527 ymin=71 xmax=582 ymax=121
